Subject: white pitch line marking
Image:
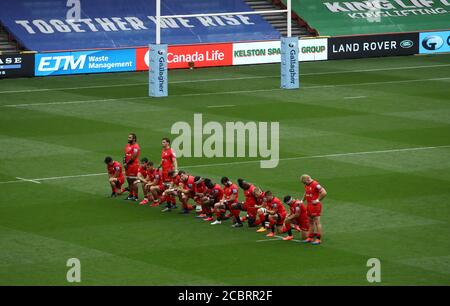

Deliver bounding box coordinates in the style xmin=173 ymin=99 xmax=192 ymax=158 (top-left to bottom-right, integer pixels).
xmin=344 ymin=96 xmax=367 ymax=99
xmin=0 ymin=63 xmax=448 ymax=95
xmin=34 ymin=173 xmax=106 ymax=181
xmin=256 ymin=238 xmax=281 ymax=242
xmin=182 ymin=144 xmax=450 ymax=169
xmin=207 ymin=105 xmax=235 ymax=108
xmin=3 ymin=77 xmax=449 ymax=108
xmin=256 ymin=235 xmax=303 ymax=243
xmin=1 ymin=145 xmax=449 ymax=185
xmin=0 ymin=180 xmax=28 ymax=185
xmin=274 ymin=235 xmax=303 ymax=243
xmin=16 ymin=177 xmax=41 ymax=184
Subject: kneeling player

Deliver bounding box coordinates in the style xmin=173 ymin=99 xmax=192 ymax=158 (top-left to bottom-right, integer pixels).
xmin=177 ymin=171 xmax=196 ymax=214
xmin=145 ymin=165 xmax=166 ymax=207
xmin=201 ymin=179 xmax=224 ymax=222
xmin=104 ymin=156 xmax=125 ymax=197
xmin=160 ymin=170 xmax=180 ymax=212
xmin=211 ymin=177 xmax=240 ymax=225
xmin=231 ymin=179 xmax=259 ymax=228
xmin=265 ymin=191 xmax=286 ymax=237
xmin=282 ymin=195 xmax=309 ymax=241
xmin=193 ymin=176 xmax=208 ymax=218
xmin=135 ymin=158 xmax=151 ymax=205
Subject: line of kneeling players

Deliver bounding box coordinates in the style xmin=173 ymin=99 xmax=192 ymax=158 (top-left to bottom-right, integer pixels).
xmin=117 ymin=158 xmax=315 ymax=243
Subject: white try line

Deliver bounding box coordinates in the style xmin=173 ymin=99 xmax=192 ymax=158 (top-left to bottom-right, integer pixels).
xmin=0 ymin=63 xmax=448 ymax=95
xmin=3 ymin=77 xmax=449 ymax=108
xmin=1 ymin=145 xmax=449 ymax=186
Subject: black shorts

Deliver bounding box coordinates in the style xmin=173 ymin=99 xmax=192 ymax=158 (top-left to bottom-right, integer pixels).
xmin=231 ymin=202 xmax=245 ymax=210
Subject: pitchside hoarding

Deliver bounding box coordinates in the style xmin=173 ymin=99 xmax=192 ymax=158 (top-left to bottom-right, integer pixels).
xmin=136 ymin=43 xmax=233 ymax=70
xmin=30 ymin=32 xmax=429 ymax=77
xmin=35 ymin=49 xmax=136 ymax=76
xmin=419 ymin=30 xmax=450 ymax=54
xmin=136 ymin=39 xmax=327 ymax=71
xmin=328 ymin=32 xmax=419 ymax=59
xmin=0 ymin=53 xmax=34 ymax=78
xmin=233 ymin=38 xmax=328 ymax=65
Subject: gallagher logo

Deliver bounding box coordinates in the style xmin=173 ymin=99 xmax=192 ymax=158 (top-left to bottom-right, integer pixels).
xmin=422 ymin=35 xmax=444 ymax=51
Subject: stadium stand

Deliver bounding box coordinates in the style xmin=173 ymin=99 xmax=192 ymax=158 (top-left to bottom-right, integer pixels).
xmin=0 ymin=0 xmax=315 ymax=52
xmin=0 ymin=23 xmax=19 ymax=54
xmin=245 ymin=0 xmax=313 ymax=37
xmin=286 ymin=0 xmax=450 ymax=36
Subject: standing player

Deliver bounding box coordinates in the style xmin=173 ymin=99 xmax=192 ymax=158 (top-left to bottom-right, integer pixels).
xmin=282 ymin=195 xmax=309 ymax=241
xmin=301 ymin=174 xmax=327 ymax=245
xmin=264 ymin=191 xmax=287 ymax=237
xmin=211 ymin=177 xmax=240 ymax=225
xmin=159 ymin=138 xmax=178 ymax=182
xmin=124 ymin=133 xmax=140 ymax=201
xmin=104 ymin=156 xmax=125 ymax=197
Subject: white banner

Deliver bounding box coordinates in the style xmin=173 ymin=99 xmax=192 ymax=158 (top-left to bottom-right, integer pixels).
xmin=232 ymin=38 xmax=328 ymax=65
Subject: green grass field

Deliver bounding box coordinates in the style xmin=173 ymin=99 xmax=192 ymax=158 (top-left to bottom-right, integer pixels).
xmin=0 ymin=54 xmax=449 ymax=285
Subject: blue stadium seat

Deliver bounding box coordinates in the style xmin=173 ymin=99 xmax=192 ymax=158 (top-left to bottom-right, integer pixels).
xmin=0 ymin=0 xmax=280 ymax=52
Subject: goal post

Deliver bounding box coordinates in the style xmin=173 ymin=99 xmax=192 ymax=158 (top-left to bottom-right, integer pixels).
xmin=149 ymin=0 xmax=299 ymax=97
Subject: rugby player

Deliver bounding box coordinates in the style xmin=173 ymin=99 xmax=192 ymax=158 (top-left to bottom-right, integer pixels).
xmin=201 ymin=179 xmax=224 ymax=222
xmin=231 ymin=179 xmax=259 ymax=228
xmin=104 ymin=156 xmax=125 ymax=197
xmin=282 ymin=195 xmax=309 ymax=241
xmin=177 ymin=171 xmax=196 ymax=214
xmin=124 ymin=133 xmax=140 ymax=201
xmin=264 ymin=191 xmax=286 ymax=237
xmin=159 ymin=138 xmax=177 ymax=182
xmin=211 ymin=177 xmax=240 ymax=225
xmin=301 ymin=174 xmax=327 ymax=245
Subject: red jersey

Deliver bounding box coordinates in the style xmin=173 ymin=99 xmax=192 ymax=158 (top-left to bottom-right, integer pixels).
xmin=138 ymin=166 xmax=148 ymax=178
xmin=256 ymin=191 xmax=266 ymax=206
xmin=146 ymin=168 xmax=161 ymax=182
xmin=183 ymin=176 xmax=195 ymax=191
xmin=125 ymin=143 xmax=140 ymax=166
xmin=289 ymin=200 xmax=307 ymax=218
xmin=107 ymin=161 xmax=124 ymax=179
xmin=244 ymin=184 xmax=257 ymax=206
xmin=224 ymin=183 xmax=239 ymax=203
xmin=194 ymin=182 xmax=207 ymax=195
xmin=161 ymin=148 xmax=176 ymax=170
xmin=170 ymin=175 xmax=181 ymax=187
xmin=304 ymin=180 xmax=323 ymax=204
xmin=152 ymin=169 xmax=163 ymax=185
xmin=208 ymin=184 xmax=224 ymax=202
xmin=268 ymin=197 xmax=286 ymax=215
